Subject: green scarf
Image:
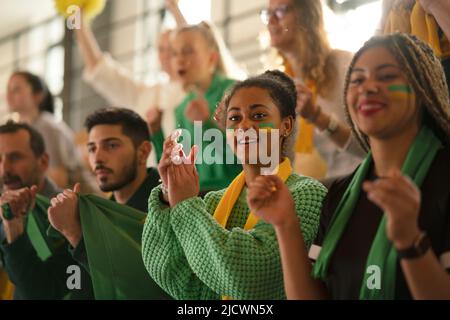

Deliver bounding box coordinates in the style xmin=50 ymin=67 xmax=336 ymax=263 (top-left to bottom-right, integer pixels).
xmin=76 ymin=195 xmax=171 ymax=300
xmin=312 ymin=126 xmax=442 ymax=299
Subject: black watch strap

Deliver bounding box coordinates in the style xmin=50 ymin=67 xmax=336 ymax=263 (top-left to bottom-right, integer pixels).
xmin=397 ymin=232 xmax=431 ymax=260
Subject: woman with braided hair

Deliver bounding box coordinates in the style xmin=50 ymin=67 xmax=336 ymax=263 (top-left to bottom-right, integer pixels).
xmin=248 ymin=34 xmax=450 ymax=299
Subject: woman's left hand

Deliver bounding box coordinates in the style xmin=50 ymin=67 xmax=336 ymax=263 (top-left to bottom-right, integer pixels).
xmin=363 ymin=169 xmax=422 ymax=249
xmin=167 ymin=145 xmax=200 ymax=207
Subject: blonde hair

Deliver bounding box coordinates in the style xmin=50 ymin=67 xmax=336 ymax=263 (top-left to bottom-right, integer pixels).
xmin=343 ymin=33 xmax=450 ymax=151
xmin=174 ymin=21 xmax=246 ymax=80
xmin=284 ymin=0 xmax=333 ymax=93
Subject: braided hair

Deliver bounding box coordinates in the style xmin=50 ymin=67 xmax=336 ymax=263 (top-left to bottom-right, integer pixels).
xmin=343 ymin=33 xmax=450 ymax=151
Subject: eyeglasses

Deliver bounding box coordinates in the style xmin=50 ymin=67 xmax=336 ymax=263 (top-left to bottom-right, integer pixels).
xmin=260 ymin=5 xmax=293 ymax=25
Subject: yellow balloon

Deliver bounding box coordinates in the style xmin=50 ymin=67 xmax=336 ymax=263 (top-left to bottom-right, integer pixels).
xmin=54 ymin=0 xmax=106 ymax=21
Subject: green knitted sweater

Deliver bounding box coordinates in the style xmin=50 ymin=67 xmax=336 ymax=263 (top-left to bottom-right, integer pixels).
xmin=142 ymin=173 xmax=327 ymax=300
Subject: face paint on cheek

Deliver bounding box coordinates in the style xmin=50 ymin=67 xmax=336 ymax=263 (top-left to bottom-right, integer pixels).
xmin=388 ymin=84 xmax=413 ymax=99
xmin=388 ymin=84 xmax=416 ymax=108
xmin=258 ymin=122 xmax=275 ymax=132
xmin=388 ymin=84 xmax=413 ymax=94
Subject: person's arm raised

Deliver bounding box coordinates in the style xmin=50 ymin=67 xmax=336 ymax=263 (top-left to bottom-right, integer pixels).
xmin=165 ymin=0 xmax=187 ymax=26
xmin=74 ymin=16 xmax=103 ymax=72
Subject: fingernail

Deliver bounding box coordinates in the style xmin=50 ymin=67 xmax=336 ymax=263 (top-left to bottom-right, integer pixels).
xmin=171 ymin=129 xmax=182 ymax=141
xmin=172 ymin=143 xmax=182 ymax=153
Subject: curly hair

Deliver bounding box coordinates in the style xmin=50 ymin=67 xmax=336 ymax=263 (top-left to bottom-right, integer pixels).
xmin=343 ymin=33 xmax=450 ymax=151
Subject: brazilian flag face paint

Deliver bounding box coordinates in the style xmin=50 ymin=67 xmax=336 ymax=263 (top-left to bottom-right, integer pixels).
xmin=388 ymin=84 xmax=413 ymax=94
xmin=387 ymin=84 xmax=416 ymax=109
xmin=258 ymin=122 xmax=275 ymax=132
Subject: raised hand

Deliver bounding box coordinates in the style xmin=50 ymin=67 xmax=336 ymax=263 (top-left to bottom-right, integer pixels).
xmin=0 ymin=186 xmax=37 ymax=243
xmin=185 ymin=89 xmax=210 ymax=123
xmin=167 ymin=145 xmax=199 ymax=207
xmin=47 ymin=183 xmax=82 ymax=248
xmin=164 ymin=0 xmax=187 ymax=26
xmin=363 ymin=169 xmax=422 ymax=249
xmin=247 ymin=175 xmax=297 ymax=228
xmin=158 ymin=130 xmax=184 ymax=201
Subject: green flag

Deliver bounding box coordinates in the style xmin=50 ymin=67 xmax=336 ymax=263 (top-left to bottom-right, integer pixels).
xmin=76 ymin=194 xmax=171 ymax=300
xmin=28 ymin=195 xmax=66 ymax=260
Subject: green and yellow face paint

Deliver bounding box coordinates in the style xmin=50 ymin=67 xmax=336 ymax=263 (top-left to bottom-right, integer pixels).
xmin=387 ymin=84 xmax=416 ymax=107
xmin=258 ymin=122 xmax=275 ymax=132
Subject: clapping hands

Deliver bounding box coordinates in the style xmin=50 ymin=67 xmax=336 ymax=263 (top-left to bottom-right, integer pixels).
xmin=158 ymin=130 xmax=200 ymax=207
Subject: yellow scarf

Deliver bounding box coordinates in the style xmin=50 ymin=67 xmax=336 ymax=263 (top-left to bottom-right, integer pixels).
xmin=0 ymin=269 xmax=14 ymax=300
xmin=213 ymin=158 xmax=293 ymax=300
xmin=384 ymin=1 xmax=450 ymax=59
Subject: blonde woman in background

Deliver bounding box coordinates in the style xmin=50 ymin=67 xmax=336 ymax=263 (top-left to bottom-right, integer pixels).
xmin=150 ymin=21 xmax=245 ymax=193
xmin=74 ymin=0 xmax=186 ymax=166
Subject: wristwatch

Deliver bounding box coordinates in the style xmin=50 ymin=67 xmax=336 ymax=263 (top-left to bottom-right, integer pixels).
xmin=324 ymin=114 xmax=339 ymax=136
xmin=397 ymin=232 xmax=431 ymax=260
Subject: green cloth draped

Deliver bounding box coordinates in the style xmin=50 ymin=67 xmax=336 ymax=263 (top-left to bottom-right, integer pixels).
xmin=312 ymin=126 xmax=442 ymax=299
xmin=27 ymin=195 xmax=63 ymax=260
xmin=0 ymin=193 xmax=55 ymax=261
xmin=76 ymin=194 xmax=170 ymax=300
